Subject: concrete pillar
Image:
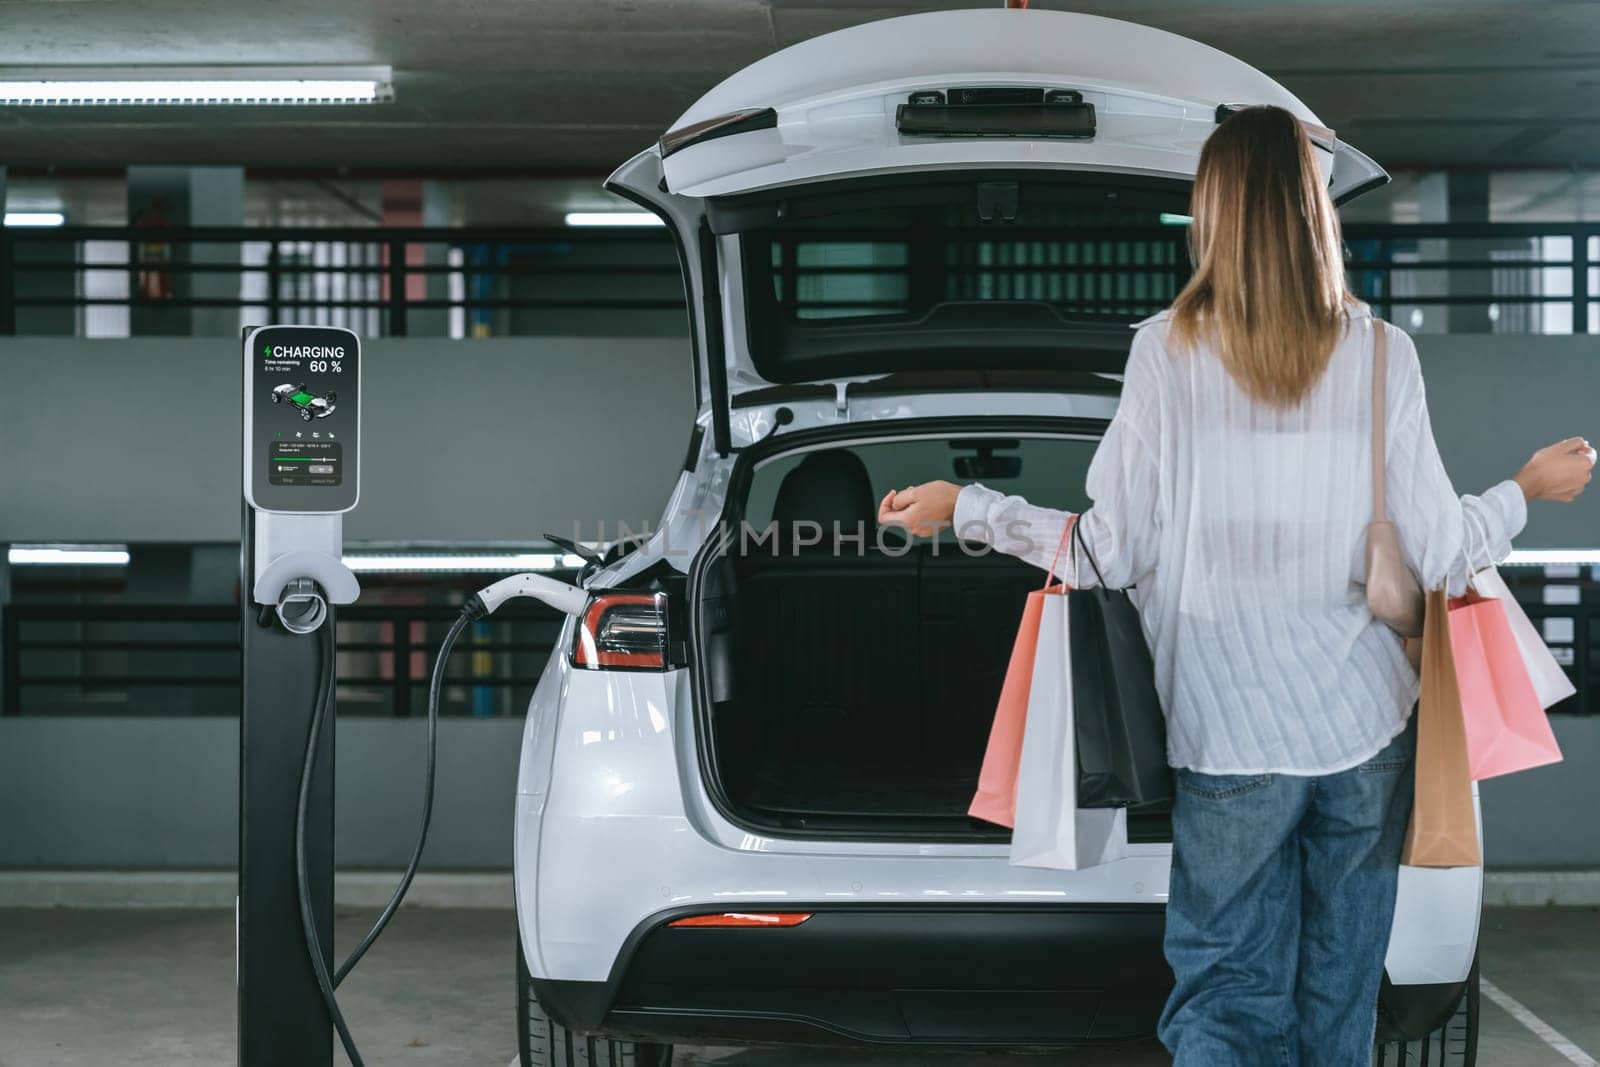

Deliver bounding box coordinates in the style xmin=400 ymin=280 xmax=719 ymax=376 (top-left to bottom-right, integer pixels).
xmin=1399 ymin=173 xmax=1497 ymax=335
xmin=381 ymin=179 xmax=450 ymax=336
xmin=127 ymin=167 xmax=192 ymax=336
xmin=1446 ymin=173 xmax=1494 ymax=334
xmin=127 ymin=166 xmax=244 ymax=336
xmin=1400 ymin=173 xmax=1451 ymax=335
xmin=189 ymin=167 xmax=245 ymax=336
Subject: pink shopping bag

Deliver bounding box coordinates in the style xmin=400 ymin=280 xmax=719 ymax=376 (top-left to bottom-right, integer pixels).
xmin=1448 ymin=591 xmax=1563 ymax=781
xmin=1469 ymin=567 xmax=1576 ymax=709
xmin=969 ymin=516 xmax=1075 ymax=828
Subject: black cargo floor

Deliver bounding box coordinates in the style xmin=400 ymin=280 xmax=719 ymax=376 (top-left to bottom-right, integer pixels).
xmin=742 ymin=754 xmax=980 ymax=818
xmin=737 ymin=751 xmax=1175 ymax=842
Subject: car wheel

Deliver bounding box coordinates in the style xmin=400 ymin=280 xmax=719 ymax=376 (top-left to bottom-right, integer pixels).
xmin=1374 ymin=955 xmax=1479 ymax=1066
xmin=517 ymin=937 xmax=672 ymax=1067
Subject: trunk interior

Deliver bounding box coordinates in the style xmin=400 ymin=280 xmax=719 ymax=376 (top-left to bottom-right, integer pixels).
xmin=693 ymin=431 xmax=1173 ymax=842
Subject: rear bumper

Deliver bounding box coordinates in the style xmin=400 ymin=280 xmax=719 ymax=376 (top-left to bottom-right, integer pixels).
xmin=533 ymin=903 xmax=1172 ymax=1047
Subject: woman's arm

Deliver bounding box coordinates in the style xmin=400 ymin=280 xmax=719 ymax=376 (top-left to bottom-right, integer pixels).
xmin=1383 ymin=323 xmax=1593 ymax=594
xmin=873 ymin=479 xmax=1077 ymax=581
xmin=950 ymin=482 xmax=1077 ymax=582
xmin=881 ymin=327 xmax=1166 ymax=589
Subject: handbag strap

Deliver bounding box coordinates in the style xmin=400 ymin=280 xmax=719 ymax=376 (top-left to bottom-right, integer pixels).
xmin=1371 ymin=317 xmax=1389 ymax=522
xmin=1043 ymin=513 xmax=1077 ymax=589
xmin=1071 ymin=512 xmax=1110 ymax=589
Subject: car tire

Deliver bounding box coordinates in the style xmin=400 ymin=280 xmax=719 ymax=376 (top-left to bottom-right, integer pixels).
xmin=1374 ymin=955 xmax=1479 ymax=1066
xmin=517 ymin=938 xmax=672 ymax=1067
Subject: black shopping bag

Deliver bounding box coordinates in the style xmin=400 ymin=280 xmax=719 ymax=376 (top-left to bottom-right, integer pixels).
xmin=1069 ymin=519 xmax=1174 ymax=808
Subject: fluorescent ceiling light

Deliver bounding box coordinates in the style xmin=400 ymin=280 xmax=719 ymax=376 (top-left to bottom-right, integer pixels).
xmin=343 ymin=553 xmax=586 ymax=574
xmin=564 ymin=212 xmax=664 ymax=228
xmin=9 ymin=545 xmax=130 ymax=566
xmin=1502 ymin=549 xmax=1600 ymax=567
xmin=5 ymin=211 xmax=66 ymax=227
xmin=1159 ymin=212 xmax=1193 ymax=226
xmin=0 ymin=66 xmax=393 ymax=106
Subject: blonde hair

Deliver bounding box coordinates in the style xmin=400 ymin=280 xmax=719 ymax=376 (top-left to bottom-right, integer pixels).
xmin=1169 ymin=105 xmax=1353 ymax=407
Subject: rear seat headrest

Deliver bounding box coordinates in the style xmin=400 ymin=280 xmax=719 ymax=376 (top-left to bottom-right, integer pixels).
xmin=772 ymin=449 xmax=877 ymax=537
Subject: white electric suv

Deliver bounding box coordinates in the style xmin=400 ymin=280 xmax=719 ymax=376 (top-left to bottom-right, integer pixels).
xmin=513 ymin=10 xmax=1483 ymax=1065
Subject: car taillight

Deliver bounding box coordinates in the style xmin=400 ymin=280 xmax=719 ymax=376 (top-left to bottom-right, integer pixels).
xmin=571 ymin=592 xmax=669 ymax=671
xmin=667 ymin=912 xmax=813 ymax=929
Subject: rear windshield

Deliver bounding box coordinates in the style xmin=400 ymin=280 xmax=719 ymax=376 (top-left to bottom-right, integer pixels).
xmin=746 ymin=434 xmax=1094 ymax=546
xmin=720 ymin=173 xmax=1192 ymax=383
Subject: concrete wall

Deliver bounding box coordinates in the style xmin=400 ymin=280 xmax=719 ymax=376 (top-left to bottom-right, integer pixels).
xmin=0 ymin=336 xmax=696 ymax=544
xmin=4 ymin=713 xmax=1596 ymax=870
xmin=1 ymin=332 xmax=1594 ymax=545
xmin=1414 ymin=336 xmax=1600 ymax=546
xmin=0 ymin=717 xmax=521 ymax=869
xmin=1 ymin=331 xmax=1597 ymax=871
xmin=1480 ymin=716 xmax=1600 ymax=868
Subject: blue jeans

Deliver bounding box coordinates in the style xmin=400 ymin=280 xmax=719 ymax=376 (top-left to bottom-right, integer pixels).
xmin=1157 ymin=717 xmax=1416 ymax=1066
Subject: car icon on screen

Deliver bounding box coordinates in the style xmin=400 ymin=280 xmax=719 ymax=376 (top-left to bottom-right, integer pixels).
xmin=270 ymin=382 xmax=337 ymax=421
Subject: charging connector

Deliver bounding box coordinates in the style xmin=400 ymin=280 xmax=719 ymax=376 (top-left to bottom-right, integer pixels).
xmin=474 ymin=571 xmax=589 ymax=617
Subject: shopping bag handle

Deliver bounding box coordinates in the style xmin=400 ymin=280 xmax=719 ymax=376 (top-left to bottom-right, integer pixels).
xmin=1043 ymin=513 xmax=1078 ymax=590
xmin=1071 ymin=512 xmax=1111 ymax=590
xmin=1459 ymin=513 xmax=1500 ymax=605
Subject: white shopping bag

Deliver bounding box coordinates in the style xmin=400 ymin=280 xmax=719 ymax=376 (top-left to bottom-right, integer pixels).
xmin=1470 ymin=566 xmax=1577 ymax=710
xmin=1009 ymin=590 xmax=1128 ymax=871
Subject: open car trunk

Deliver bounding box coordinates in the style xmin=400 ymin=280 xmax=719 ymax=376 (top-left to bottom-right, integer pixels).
xmin=691 ymin=429 xmax=1174 ymax=843
xmin=704 ymin=538 xmax=1040 ymax=836
xmin=607 ymin=7 xmax=1389 ymax=449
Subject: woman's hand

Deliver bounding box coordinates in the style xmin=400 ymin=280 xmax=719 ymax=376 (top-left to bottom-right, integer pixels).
xmin=1514 ymin=437 xmax=1596 ymax=503
xmin=878 ymin=480 xmax=963 ymax=537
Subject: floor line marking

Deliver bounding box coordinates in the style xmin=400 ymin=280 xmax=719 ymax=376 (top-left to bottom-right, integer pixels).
xmin=1482 ymin=976 xmax=1597 ymax=1067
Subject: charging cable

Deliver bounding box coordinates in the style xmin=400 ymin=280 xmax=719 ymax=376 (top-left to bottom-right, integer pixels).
xmin=294 ymin=615 xmax=361 ymax=1062
xmin=288 ymin=570 xmax=586 ymax=1066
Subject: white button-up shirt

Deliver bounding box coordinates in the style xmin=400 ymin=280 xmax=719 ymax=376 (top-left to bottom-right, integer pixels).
xmin=954 ymin=304 xmax=1526 ymax=775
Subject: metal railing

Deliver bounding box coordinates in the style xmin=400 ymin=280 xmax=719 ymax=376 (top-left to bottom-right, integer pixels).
xmin=2 ymin=222 xmax=1599 ymax=337
xmin=0 ymin=601 xmax=567 ymax=717
xmin=0 ymin=224 xmax=686 ymax=337
xmin=2 ymin=589 xmax=1593 ymax=717
xmin=1519 ymin=603 xmax=1594 ymax=717
xmin=1344 ymin=222 xmax=1599 ymax=335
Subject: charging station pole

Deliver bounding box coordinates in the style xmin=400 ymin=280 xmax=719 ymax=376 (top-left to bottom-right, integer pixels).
xmin=238 ymin=325 xmax=361 ymax=1067
xmin=239 ymin=503 xmax=336 ymax=1066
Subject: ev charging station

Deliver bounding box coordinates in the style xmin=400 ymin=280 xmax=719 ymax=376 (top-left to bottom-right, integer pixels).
xmin=239 ymin=324 xmax=361 ymax=1067
xmin=235 ymin=324 xmax=585 ymax=1066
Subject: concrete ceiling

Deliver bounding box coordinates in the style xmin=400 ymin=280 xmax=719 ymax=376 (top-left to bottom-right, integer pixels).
xmin=2 ymin=0 xmax=1598 ymax=174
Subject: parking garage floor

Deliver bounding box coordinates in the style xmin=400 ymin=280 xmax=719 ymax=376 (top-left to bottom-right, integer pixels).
xmin=0 ymin=906 xmax=1594 ymax=1066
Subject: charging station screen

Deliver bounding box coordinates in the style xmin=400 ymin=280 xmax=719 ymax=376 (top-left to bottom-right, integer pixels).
xmin=246 ymin=325 xmax=359 ymax=513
